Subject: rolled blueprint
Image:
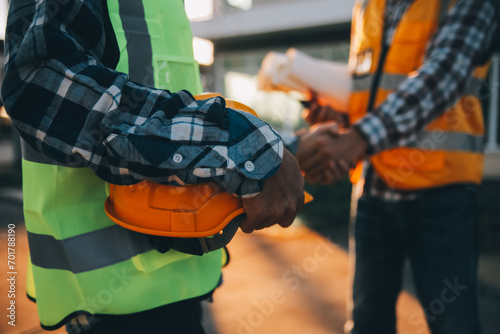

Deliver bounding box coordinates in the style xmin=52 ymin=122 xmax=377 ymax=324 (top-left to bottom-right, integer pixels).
xmin=257 ymin=48 xmax=352 ymax=112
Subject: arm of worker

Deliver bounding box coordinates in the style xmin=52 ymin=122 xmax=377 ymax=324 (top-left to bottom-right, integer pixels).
xmin=352 ymin=0 xmax=499 ymax=155
xmin=1 ymin=0 xmax=289 ymax=200
xmin=301 ymin=94 xmax=349 ymax=128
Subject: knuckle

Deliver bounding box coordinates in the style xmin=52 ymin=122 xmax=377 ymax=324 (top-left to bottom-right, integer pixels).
xmin=240 ymin=224 xmax=253 ymax=234
xmin=284 ymin=206 xmax=296 ymax=219
xmin=279 ymin=219 xmax=294 ymax=229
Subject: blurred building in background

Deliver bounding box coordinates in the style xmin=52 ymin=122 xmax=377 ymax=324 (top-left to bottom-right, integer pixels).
xmin=189 ymin=0 xmax=354 ymax=136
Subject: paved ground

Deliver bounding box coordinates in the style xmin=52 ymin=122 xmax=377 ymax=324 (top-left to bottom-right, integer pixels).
xmin=206 ymin=225 xmax=435 ymax=334
xmin=1 ymin=185 xmax=499 ymax=334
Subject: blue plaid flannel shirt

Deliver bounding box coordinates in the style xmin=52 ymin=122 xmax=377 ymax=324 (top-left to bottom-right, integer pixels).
xmin=2 ymin=0 xmax=284 ymax=198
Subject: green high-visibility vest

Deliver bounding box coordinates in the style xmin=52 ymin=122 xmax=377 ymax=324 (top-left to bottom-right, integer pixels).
xmin=23 ymin=0 xmax=221 ymax=329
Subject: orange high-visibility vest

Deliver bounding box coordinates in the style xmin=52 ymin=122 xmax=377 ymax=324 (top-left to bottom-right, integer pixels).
xmin=348 ymin=0 xmax=488 ymax=190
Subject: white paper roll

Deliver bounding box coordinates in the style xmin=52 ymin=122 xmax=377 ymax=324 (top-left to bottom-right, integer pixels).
xmin=257 ymin=48 xmax=352 ymax=112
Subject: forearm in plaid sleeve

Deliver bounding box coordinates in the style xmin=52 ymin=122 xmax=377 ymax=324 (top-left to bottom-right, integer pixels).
xmin=2 ymin=0 xmax=282 ymax=197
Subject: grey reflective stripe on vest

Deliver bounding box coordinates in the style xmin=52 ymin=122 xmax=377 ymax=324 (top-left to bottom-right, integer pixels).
xmin=118 ymin=0 xmax=154 ymax=87
xmin=409 ymin=131 xmax=484 ymax=153
xmin=352 ymin=73 xmax=483 ymax=96
xmin=28 ymin=225 xmax=153 ymax=273
xmin=380 ymin=73 xmax=407 ymax=92
xmin=352 ymin=73 xmax=408 ymax=92
xmin=352 ymin=75 xmax=372 ymax=92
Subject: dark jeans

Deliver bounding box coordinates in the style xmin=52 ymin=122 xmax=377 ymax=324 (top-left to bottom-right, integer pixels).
xmin=347 ymin=185 xmax=481 ymax=334
xmin=66 ymin=299 xmax=206 ymax=334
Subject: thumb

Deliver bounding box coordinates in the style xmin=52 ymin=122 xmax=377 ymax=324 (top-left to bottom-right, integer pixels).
xmin=326 ymin=123 xmax=339 ymax=136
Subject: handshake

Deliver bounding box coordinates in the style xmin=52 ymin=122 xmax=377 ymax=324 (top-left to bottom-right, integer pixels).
xmin=239 ymin=96 xmax=368 ymax=234
xmin=295 ymin=97 xmax=368 ymax=185
xmin=243 ymin=50 xmax=368 ymax=234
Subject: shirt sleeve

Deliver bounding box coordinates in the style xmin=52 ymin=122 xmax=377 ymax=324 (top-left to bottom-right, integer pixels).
xmin=2 ymin=0 xmax=283 ymax=198
xmin=353 ymin=0 xmax=499 ymax=155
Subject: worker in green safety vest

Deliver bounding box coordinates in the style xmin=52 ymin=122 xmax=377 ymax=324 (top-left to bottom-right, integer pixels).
xmin=2 ymin=0 xmax=305 ymax=333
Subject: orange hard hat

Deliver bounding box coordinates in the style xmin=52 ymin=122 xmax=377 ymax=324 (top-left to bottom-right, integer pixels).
xmin=105 ymin=181 xmax=244 ymax=238
xmin=104 ymin=93 xmax=312 ymax=255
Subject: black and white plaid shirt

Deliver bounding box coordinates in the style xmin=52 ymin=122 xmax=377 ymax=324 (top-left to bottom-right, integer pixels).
xmin=2 ymin=0 xmax=284 ymax=198
xmin=352 ymin=0 xmax=499 ymax=201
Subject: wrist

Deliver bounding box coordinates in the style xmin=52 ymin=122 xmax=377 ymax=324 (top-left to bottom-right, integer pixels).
xmin=345 ymin=127 xmax=368 ymax=162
